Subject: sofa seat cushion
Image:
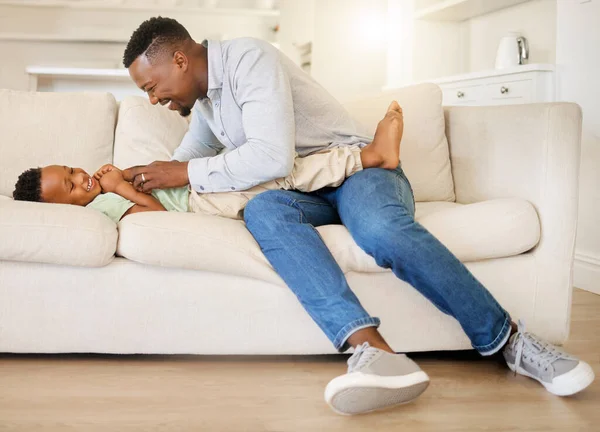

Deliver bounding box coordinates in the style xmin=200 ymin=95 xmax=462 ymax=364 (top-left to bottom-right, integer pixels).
xmin=117 ymin=198 xmax=540 ymax=279
xmin=0 ymin=198 xmax=118 ymax=267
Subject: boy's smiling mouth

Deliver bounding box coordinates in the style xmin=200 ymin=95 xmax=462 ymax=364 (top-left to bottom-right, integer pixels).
xmin=86 ymin=176 xmax=95 ymax=192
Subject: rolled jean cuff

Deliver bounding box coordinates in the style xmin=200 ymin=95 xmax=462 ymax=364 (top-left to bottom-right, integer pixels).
xmin=333 ymin=317 xmax=381 ymax=353
xmin=475 ymin=315 xmax=512 ymax=356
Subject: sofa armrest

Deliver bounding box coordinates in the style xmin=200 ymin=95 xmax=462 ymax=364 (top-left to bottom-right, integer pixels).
xmin=0 ymin=197 xmax=118 ymax=267
xmin=444 ymin=103 xmax=582 ymax=342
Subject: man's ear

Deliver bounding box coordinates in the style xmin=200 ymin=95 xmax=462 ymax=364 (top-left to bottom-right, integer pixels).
xmin=173 ymin=51 xmax=188 ymax=71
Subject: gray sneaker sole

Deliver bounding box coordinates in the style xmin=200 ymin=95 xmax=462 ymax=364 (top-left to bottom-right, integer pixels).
xmin=507 ymin=359 xmax=595 ymax=396
xmin=329 ymin=380 xmax=430 ymax=415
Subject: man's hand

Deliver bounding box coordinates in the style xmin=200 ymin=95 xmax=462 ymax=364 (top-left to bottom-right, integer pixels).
xmin=97 ymin=169 xmax=126 ymax=194
xmin=127 ymin=161 xmax=190 ymax=193
xmin=121 ymin=165 xmax=145 ymax=183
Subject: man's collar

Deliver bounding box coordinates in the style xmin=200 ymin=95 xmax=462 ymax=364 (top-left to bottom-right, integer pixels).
xmin=203 ymin=39 xmax=224 ymax=92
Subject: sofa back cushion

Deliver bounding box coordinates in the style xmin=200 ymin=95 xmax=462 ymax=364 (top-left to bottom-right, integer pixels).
xmin=114 ymin=85 xmax=455 ymax=203
xmin=113 ymin=96 xmax=190 ymax=168
xmin=0 ymin=90 xmax=116 ymax=197
xmin=343 ymin=83 xmax=455 ymax=202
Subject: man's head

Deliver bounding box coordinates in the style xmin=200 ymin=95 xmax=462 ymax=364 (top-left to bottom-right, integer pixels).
xmin=124 ymin=16 xmax=207 ymax=117
xmin=13 ymin=166 xmax=101 ymax=206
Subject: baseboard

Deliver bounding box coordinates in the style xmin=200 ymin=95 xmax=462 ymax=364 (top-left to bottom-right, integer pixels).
xmin=574 ymin=252 xmax=600 ymax=295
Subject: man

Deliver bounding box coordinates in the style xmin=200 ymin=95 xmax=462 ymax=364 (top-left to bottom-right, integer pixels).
xmin=123 ymin=17 xmax=594 ymax=415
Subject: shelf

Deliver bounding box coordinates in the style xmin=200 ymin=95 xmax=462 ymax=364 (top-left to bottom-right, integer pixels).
xmin=414 ymin=0 xmax=531 ymax=21
xmin=0 ymin=0 xmax=280 ymax=17
xmin=26 ymin=66 xmax=131 ymax=79
xmin=0 ymin=33 xmax=129 ymax=43
xmin=382 ymin=64 xmax=556 ymax=92
xmin=425 ymin=63 xmax=555 ymax=85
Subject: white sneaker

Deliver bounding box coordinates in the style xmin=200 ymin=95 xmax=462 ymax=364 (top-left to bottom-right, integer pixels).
xmin=324 ymin=342 xmax=430 ymax=415
xmin=503 ymin=321 xmax=595 ymax=396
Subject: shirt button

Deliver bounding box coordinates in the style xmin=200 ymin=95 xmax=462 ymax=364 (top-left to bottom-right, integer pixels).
xmin=199 ymin=186 xmax=204 ymax=191
xmin=215 ymin=102 xmax=219 ymax=107
xmin=221 ymin=131 xmax=225 ymax=136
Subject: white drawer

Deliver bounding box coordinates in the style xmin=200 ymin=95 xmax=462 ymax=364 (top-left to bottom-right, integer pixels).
xmin=442 ymin=85 xmax=483 ymax=105
xmin=486 ymin=79 xmax=533 ymax=104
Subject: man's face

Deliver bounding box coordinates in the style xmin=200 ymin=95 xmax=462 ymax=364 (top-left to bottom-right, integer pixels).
xmin=40 ymin=165 xmax=101 ymax=206
xmin=129 ymin=53 xmax=196 ymax=117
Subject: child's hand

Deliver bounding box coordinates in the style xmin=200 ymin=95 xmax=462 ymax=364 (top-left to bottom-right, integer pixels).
xmin=94 ymin=164 xmax=122 ymax=181
xmin=98 ymin=169 xmax=125 ymax=193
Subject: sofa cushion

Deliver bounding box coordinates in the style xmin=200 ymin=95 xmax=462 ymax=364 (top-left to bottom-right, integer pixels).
xmin=0 ymin=198 xmax=117 ymax=267
xmin=117 ymin=211 xmax=280 ymax=283
xmin=0 ymin=90 xmax=116 ymax=197
xmin=416 ymin=199 xmax=540 ymax=262
xmin=343 ymin=83 xmax=455 ymax=202
xmin=113 ymin=96 xmax=190 ymax=168
xmin=116 ymin=198 xmax=540 ymax=279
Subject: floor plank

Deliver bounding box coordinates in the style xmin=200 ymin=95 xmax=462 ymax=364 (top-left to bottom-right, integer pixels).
xmin=0 ymin=289 xmax=598 ymax=431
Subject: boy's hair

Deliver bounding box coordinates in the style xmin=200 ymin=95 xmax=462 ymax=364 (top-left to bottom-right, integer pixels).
xmin=123 ymin=16 xmax=192 ymax=68
xmin=13 ymin=168 xmax=43 ymax=202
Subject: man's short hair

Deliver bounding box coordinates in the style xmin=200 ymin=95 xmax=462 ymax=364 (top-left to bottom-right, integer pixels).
xmin=13 ymin=168 xmax=42 ymax=202
xmin=123 ymin=16 xmax=192 ymax=68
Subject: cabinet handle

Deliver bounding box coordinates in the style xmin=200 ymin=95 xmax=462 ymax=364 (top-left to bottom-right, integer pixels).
xmin=457 ymin=91 xmax=464 ymax=98
xmin=500 ymin=86 xmax=509 ymax=94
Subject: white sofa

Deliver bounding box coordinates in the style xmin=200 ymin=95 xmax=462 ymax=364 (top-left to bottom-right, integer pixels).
xmin=0 ymin=84 xmax=581 ymax=355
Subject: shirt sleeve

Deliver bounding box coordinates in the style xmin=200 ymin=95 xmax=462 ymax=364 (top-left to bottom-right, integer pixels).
xmin=86 ymin=193 xmax=136 ymax=224
xmin=187 ymin=45 xmax=296 ymax=193
xmin=171 ymin=108 xmax=224 ymax=162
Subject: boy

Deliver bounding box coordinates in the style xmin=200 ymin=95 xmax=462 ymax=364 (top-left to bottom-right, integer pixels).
xmin=12 ymin=102 xmax=402 ymax=222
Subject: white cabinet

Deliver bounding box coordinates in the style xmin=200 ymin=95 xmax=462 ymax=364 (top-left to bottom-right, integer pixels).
xmin=441 ymin=84 xmax=483 ymax=105
xmin=430 ymin=64 xmax=555 ymax=106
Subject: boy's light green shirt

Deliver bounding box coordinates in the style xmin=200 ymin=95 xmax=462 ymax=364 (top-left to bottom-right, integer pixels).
xmin=86 ymin=187 xmax=189 ymax=223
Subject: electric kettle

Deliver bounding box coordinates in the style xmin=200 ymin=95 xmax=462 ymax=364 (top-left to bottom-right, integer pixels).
xmin=495 ymin=33 xmax=529 ymax=69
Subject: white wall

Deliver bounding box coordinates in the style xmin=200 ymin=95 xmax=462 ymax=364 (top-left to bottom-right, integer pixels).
xmin=311 ymin=0 xmax=388 ymax=102
xmin=277 ymin=0 xmax=314 ymax=67
xmin=556 ymin=0 xmax=600 ymax=294
xmin=463 ymin=0 xmax=556 ymax=72
xmin=386 ymin=0 xmax=414 ymax=88
xmin=411 ymin=20 xmax=465 ymax=81
xmin=0 ymin=3 xmax=277 ymax=91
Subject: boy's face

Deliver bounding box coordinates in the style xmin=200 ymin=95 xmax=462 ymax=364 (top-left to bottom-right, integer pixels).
xmin=40 ymin=165 xmax=101 ymax=206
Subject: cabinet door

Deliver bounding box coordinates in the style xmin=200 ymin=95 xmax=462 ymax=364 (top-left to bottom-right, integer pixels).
xmin=485 ymin=79 xmax=533 ymax=105
xmin=441 ymin=85 xmax=483 ymax=106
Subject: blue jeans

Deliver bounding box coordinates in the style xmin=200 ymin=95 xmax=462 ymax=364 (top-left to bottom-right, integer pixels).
xmin=244 ymin=165 xmax=512 ymax=355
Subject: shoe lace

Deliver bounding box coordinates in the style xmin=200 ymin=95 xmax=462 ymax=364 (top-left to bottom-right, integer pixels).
xmin=347 ymin=342 xmax=378 ymax=373
xmin=513 ymin=320 xmax=573 ymax=376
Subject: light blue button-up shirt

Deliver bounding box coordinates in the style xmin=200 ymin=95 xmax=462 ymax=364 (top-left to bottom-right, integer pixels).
xmin=172 ymin=38 xmax=373 ymax=193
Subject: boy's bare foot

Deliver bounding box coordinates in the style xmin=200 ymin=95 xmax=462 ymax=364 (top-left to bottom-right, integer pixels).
xmin=360 ymin=101 xmax=403 ymax=170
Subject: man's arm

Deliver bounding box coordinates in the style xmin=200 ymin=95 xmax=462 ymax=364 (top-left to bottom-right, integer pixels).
xmin=123 ymin=110 xmax=223 ymax=191
xmin=172 ymin=108 xmax=224 ymax=162
xmin=187 ymin=44 xmax=295 ymax=194
xmin=123 ymin=110 xmax=223 ymax=192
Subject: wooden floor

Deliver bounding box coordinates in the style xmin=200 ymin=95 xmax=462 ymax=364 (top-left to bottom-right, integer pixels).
xmin=0 ymin=289 xmax=598 ymax=432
